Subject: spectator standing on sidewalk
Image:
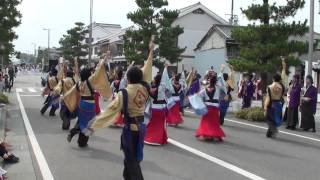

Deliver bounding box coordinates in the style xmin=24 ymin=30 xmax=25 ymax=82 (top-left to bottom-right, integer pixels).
xmin=239 ymin=73 xmax=255 ymax=109
xmin=300 ymin=75 xmax=317 ymax=132
xmin=0 ymin=70 xmax=4 ymax=93
xmin=286 ymin=74 xmax=301 ymax=130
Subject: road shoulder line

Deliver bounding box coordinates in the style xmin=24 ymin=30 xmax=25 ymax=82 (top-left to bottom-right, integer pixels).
xmin=16 ymin=92 xmax=54 ymax=180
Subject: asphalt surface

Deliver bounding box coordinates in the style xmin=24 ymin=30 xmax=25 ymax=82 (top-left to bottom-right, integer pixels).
xmin=6 ymin=72 xmax=320 ymax=180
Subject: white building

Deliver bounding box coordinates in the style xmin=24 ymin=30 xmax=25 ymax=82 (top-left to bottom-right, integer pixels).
xmin=193 ymin=24 xmax=238 ymax=76
xmin=172 ymin=2 xmax=230 ymax=72
xmin=88 ymin=3 xmax=233 ymax=75
xmin=85 ymin=23 xmax=122 ymax=61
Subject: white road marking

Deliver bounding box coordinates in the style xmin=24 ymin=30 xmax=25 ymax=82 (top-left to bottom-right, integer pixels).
xmin=20 ymin=95 xmax=42 ymax=97
xmin=16 ymin=92 xmax=54 ymax=180
xmin=168 ymin=138 xmax=266 ymax=180
xmin=16 ymin=88 xmax=23 ymax=93
xmin=185 ymin=110 xmax=320 ymax=143
xmin=28 ymin=88 xmax=37 ymax=93
xmin=225 ymin=118 xmax=320 ymax=143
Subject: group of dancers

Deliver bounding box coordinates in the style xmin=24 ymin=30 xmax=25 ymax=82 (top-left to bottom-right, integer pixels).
xmin=42 ymin=37 xmax=317 ymax=179
xmin=40 ymin=37 xmax=237 ymax=179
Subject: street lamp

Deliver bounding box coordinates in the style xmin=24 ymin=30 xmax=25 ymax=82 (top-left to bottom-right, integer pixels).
xmin=308 ymin=0 xmax=315 ymax=75
xmin=43 ymin=28 xmax=50 ymax=70
xmin=88 ymin=0 xmax=93 ymax=65
xmin=31 ymin=43 xmax=37 ymax=62
xmin=0 ymin=43 xmax=5 ymax=70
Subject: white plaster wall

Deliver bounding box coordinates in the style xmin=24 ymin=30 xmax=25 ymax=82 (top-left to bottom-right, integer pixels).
xmin=173 ymin=12 xmax=220 ymax=57
xmin=193 ymin=48 xmax=228 ymax=77
xmin=199 ymin=31 xmax=225 ymax=51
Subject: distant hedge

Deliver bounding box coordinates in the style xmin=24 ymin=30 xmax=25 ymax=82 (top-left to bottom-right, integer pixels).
xmin=235 ymin=107 xmax=265 ymax=122
xmin=0 ymin=93 xmax=9 ymax=104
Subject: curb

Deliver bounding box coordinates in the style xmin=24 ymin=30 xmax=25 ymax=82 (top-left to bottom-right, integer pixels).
xmin=0 ymin=104 xmax=6 ymax=143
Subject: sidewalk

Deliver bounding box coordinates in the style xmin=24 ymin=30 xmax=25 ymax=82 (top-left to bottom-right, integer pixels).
xmin=229 ymin=99 xmax=320 ymax=121
xmin=2 ymin=92 xmax=39 ymax=179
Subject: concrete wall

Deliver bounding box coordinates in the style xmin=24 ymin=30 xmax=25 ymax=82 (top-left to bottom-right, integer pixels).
xmin=193 ymin=48 xmax=229 ymax=77
xmin=199 ymin=31 xmax=225 ymax=51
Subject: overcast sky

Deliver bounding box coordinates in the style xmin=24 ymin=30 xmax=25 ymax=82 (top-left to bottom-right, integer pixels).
xmin=14 ymin=0 xmax=320 ymax=54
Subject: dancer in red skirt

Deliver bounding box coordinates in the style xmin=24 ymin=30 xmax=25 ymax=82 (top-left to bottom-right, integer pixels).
xmin=167 ymin=73 xmax=185 ymax=127
xmin=144 ymin=65 xmax=170 ymax=145
xmin=196 ymin=68 xmax=226 ymax=141
xmin=94 ymin=91 xmax=101 ymax=115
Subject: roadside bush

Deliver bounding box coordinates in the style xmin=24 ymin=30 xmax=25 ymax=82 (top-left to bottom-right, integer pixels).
xmin=0 ymin=93 xmax=9 ymax=104
xmin=235 ymin=107 xmax=265 ymax=122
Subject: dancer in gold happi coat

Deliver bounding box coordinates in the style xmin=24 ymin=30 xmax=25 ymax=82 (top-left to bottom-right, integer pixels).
xmin=63 ymin=55 xmax=112 ymax=147
xmin=54 ymin=58 xmax=79 ymax=130
xmin=86 ymin=39 xmax=155 ymax=180
xmin=40 ymin=60 xmax=65 ymax=116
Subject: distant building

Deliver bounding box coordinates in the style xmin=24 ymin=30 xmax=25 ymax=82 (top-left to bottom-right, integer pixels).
xmin=85 ymin=22 xmax=122 ymax=61
xmin=92 ymin=27 xmax=130 ymax=63
xmin=172 ymin=2 xmax=230 ymax=73
xmin=193 ymin=24 xmax=238 ymax=76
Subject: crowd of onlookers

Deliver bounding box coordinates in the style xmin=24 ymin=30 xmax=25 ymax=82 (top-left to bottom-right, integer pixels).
xmin=0 ymin=66 xmax=17 ymax=93
xmin=237 ymin=71 xmax=318 ymax=133
xmin=0 ymin=65 xmax=20 ymax=179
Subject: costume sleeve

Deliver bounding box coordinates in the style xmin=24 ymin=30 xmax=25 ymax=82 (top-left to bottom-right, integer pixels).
xmin=62 ymin=86 xmax=80 ymax=112
xmin=57 ymin=64 xmax=65 ymax=81
xmin=227 ymin=68 xmax=235 ymax=90
xmin=162 ymin=67 xmax=172 ymax=92
xmin=186 ymin=71 xmax=194 ymax=89
xmin=281 ymin=61 xmax=288 ymax=90
xmin=74 ymin=60 xmax=79 ymax=82
xmin=89 ymin=62 xmax=112 ymax=99
xmin=141 ymin=50 xmax=153 ymax=84
xmin=120 ymin=69 xmax=128 ymax=89
xmin=90 ymin=92 xmax=123 ymax=130
xmin=53 ymin=81 xmax=63 ymax=94
xmin=199 ymin=89 xmax=206 ymax=99
xmin=217 ymin=72 xmax=227 ymax=94
xmin=180 ymin=71 xmax=187 ymax=91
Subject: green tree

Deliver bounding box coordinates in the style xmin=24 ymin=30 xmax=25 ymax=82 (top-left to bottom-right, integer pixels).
xmin=0 ymin=0 xmax=22 ymax=65
xmin=124 ymin=0 xmax=185 ymax=69
xmin=228 ymin=0 xmax=308 ymax=90
xmin=59 ymin=22 xmax=88 ymax=60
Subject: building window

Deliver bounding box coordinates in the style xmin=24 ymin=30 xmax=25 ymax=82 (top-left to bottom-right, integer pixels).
xmin=117 ymin=44 xmax=123 ymax=56
xmin=227 ymin=45 xmax=240 ymax=59
xmin=226 ymin=39 xmax=239 ymax=59
xmin=94 ymin=47 xmax=100 ymax=55
xmin=192 ymin=8 xmax=205 ymax=14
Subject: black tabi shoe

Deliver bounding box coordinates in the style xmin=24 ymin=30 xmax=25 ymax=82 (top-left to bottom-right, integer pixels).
xmin=4 ymin=154 xmax=19 ymax=164
xmin=266 ymin=130 xmax=272 ymax=138
xmin=67 ymin=133 xmax=73 ymax=143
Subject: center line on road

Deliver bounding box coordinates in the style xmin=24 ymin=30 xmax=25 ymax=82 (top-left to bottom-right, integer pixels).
xmin=185 ymin=110 xmax=320 ymax=143
xmin=168 ymin=138 xmax=266 ymax=180
xmin=16 ymin=92 xmax=54 ymax=180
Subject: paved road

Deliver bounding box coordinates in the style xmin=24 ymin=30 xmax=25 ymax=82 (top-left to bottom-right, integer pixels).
xmin=4 ymin=73 xmax=320 ymax=180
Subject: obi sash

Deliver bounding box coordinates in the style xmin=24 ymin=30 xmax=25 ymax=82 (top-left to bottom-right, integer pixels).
xmin=120 ymin=89 xmax=146 ymax=162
